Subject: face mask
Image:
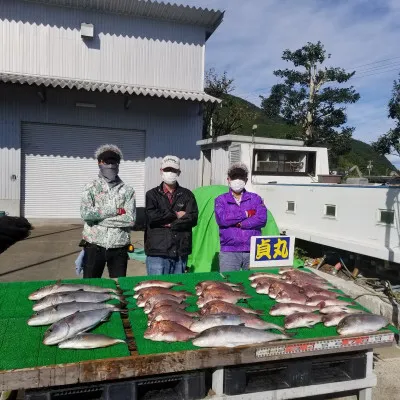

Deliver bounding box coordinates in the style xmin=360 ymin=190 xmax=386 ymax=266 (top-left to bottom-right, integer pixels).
xmin=99 ymin=164 xmax=119 ymax=182
xmin=230 ymin=179 xmax=246 ymax=193
xmin=162 ymin=171 xmax=178 ymax=185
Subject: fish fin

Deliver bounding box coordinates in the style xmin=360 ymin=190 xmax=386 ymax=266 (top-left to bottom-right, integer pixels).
xmin=254 ymin=309 xmax=264 ymax=315
xmin=101 ymin=314 xmax=112 ymax=323
xmin=115 ymin=295 xmax=128 ymax=305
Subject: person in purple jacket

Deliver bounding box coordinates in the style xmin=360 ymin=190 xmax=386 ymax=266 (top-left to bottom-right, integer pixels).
xmin=215 ymin=162 xmax=267 ymax=272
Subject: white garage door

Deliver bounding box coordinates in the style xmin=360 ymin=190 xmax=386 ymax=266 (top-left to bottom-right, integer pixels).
xmin=21 ymin=122 xmax=145 ymax=219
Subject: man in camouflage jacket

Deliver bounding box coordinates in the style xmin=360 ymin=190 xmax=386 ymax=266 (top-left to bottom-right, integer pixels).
xmin=80 ymin=144 xmax=136 ymax=278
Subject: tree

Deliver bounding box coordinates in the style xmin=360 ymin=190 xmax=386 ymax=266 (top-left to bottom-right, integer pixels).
xmin=260 ymin=41 xmax=360 ymax=165
xmin=372 ymin=75 xmax=400 ymax=158
xmin=203 ymin=69 xmax=256 ymax=139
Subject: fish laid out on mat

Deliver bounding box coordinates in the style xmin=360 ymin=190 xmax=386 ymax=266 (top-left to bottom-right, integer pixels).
xmin=200 ymin=300 xmax=263 ymax=316
xmin=192 ymin=326 xmax=292 ymax=348
xmin=319 ymin=305 xmax=365 ymax=314
xmin=337 ymin=314 xmax=389 ymax=335
xmin=29 ymin=280 xmax=119 ymax=300
xmin=134 ymin=287 xmax=192 ymax=301
xmin=189 ymin=314 xmax=284 ymax=333
xmin=145 ymin=300 xmax=186 ymax=315
xmin=322 ymin=313 xmax=350 ymax=327
xmin=28 ymin=302 xmax=124 ymax=326
xmin=58 ymin=333 xmax=126 ymax=349
xmin=195 ymin=281 xmax=244 ymax=296
xmin=150 ymin=310 xmax=195 ymax=329
xmin=144 ymin=320 xmax=197 ymax=342
xmin=138 ymin=294 xmax=185 ymax=309
xmin=196 ymin=290 xmax=251 ymax=308
xmin=43 ymin=309 xmax=113 ymax=345
xmin=269 ymin=303 xmax=320 ymax=316
xmin=134 ymin=280 xmax=184 ymax=291
xmin=284 ymin=312 xmax=323 ymax=329
xmin=249 ymin=272 xmax=282 ymax=281
xmin=32 ymin=292 xmax=125 ymax=312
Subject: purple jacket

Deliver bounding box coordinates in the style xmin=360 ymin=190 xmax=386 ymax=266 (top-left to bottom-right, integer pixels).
xmin=215 ymin=190 xmax=267 ymax=252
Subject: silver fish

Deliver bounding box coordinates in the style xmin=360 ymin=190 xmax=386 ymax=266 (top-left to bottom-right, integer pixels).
xmin=192 ymin=326 xmax=291 ymax=348
xmin=189 ymin=314 xmax=284 ymax=333
xmin=58 ymin=333 xmax=126 ymax=349
xmin=337 ymin=314 xmax=389 ymax=336
xmin=33 ymin=292 xmax=124 ymax=312
xmin=43 ymin=309 xmax=112 ymax=345
xmin=28 ymin=302 xmax=123 ymax=326
xmin=29 ymin=281 xmax=118 ymax=300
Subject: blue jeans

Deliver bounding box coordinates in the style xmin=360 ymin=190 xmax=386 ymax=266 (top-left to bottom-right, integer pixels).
xmin=219 ymin=252 xmax=250 ymax=272
xmin=146 ymin=256 xmax=188 ymax=275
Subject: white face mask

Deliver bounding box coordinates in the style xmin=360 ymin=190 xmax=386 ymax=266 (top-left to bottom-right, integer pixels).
xmin=230 ymin=179 xmax=246 ymax=193
xmin=162 ymin=171 xmax=178 ymax=185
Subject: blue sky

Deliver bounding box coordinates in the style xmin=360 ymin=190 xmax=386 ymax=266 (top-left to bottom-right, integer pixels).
xmin=182 ymin=0 xmax=400 ymax=166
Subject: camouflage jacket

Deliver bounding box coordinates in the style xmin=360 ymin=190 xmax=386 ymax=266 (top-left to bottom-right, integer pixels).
xmin=81 ymin=178 xmax=136 ymax=249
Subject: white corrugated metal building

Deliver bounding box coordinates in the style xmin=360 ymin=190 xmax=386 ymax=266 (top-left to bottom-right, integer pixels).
xmin=0 ymin=0 xmax=223 ymax=223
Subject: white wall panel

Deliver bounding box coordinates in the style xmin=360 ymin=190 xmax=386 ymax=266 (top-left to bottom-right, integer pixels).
xmin=0 ymin=0 xmax=205 ymax=91
xmin=0 ymin=83 xmax=202 ymax=217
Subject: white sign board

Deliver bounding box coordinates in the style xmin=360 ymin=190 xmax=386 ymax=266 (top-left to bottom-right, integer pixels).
xmin=249 ymin=235 xmax=295 ymax=268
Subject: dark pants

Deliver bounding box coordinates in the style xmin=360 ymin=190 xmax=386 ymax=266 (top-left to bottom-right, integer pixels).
xmin=83 ymin=244 xmax=128 ymax=278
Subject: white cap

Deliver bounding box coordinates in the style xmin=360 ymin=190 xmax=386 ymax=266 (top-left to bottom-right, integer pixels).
xmin=161 ymin=155 xmax=180 ymax=170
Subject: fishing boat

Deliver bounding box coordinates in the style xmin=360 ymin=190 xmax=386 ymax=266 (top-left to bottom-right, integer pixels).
xmin=197 ymin=134 xmax=400 ymax=271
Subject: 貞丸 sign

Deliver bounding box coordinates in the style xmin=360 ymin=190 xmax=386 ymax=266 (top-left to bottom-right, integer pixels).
xmin=249 ymin=236 xmax=295 ymax=268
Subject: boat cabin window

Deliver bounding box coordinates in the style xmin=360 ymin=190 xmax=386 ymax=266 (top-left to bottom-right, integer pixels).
xmin=287 ymin=201 xmax=295 ymax=212
xmin=379 ymin=210 xmax=395 ymax=225
xmin=324 ymin=204 xmax=336 ymax=218
xmin=253 ymin=149 xmax=316 ymax=176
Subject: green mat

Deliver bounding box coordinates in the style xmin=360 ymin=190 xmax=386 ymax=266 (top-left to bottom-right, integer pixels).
xmin=0 ymin=278 xmax=130 ymax=371
xmin=188 ymin=185 xmax=303 ymax=272
xmin=119 ymin=269 xmax=395 ymax=356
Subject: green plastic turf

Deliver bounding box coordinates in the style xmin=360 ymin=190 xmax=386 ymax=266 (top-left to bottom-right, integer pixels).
xmin=0 ymin=278 xmax=130 ymax=371
xmin=119 ymin=269 xmax=398 ymax=356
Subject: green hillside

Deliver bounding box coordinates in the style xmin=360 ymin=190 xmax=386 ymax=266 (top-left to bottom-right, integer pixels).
xmin=225 ymin=94 xmax=396 ymax=175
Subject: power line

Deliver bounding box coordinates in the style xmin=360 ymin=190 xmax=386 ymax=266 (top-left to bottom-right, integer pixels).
xmin=353 ymin=66 xmax=400 ymax=80
xmin=348 ymin=56 xmax=400 ymax=70
xmin=355 ymin=62 xmax=400 ymax=74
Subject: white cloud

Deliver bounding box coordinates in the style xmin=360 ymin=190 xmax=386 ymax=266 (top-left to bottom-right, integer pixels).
xmin=182 ymin=0 xmax=400 ymax=146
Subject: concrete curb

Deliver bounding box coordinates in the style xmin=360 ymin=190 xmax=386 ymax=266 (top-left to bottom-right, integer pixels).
xmin=310 ymin=269 xmax=400 ymax=329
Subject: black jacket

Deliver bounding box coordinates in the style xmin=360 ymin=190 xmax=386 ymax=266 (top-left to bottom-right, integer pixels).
xmin=144 ymin=183 xmax=198 ymax=258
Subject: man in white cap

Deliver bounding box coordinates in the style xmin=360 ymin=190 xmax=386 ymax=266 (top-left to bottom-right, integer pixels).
xmin=80 ymin=144 xmax=136 ymax=278
xmin=144 ymin=155 xmax=198 ymax=275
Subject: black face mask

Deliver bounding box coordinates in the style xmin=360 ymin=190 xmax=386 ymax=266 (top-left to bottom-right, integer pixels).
xmin=99 ymin=164 xmax=120 ymax=187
